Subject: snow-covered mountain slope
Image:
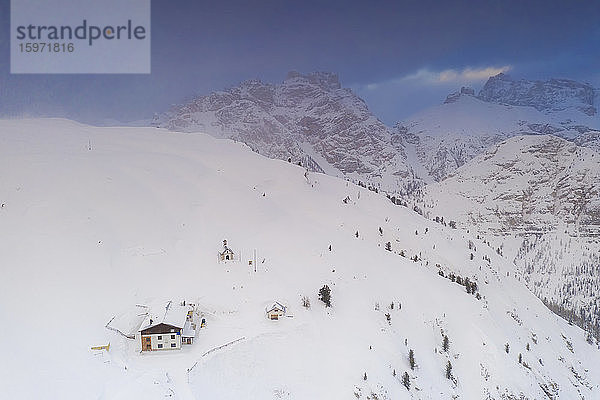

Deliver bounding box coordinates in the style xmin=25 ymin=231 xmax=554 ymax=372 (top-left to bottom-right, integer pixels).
xmin=513 ymin=232 xmax=600 ymax=341
xmin=1 ymin=119 xmax=599 ymax=400
xmin=421 ymin=134 xmax=600 ymax=347
xmin=423 ymin=135 xmax=600 ymax=233
xmin=398 ymin=76 xmax=600 ymax=183
xmin=398 ymin=77 xmax=600 ymax=348
xmin=398 ymin=93 xmax=546 ymax=182
xmin=154 ymin=72 xmax=417 ymax=195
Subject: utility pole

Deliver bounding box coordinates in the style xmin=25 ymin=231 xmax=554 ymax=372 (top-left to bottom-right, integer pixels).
xmin=254 ymin=249 xmax=257 ymax=272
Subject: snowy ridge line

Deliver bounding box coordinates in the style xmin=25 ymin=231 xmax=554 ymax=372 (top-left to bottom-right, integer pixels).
xmin=187 ymin=336 xmax=246 ymax=374
xmin=105 ymin=316 xmax=135 ymax=339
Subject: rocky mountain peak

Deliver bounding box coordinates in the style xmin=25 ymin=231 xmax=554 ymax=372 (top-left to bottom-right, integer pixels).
xmin=154 ymin=72 xmax=414 ymax=193
xmin=443 ymin=86 xmax=475 ymax=103
xmin=284 ymin=71 xmax=341 ymax=90
xmin=478 ymin=73 xmax=597 ymax=116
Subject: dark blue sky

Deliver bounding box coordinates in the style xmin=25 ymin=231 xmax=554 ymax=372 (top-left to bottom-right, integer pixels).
xmin=1 ymin=0 xmax=599 ymax=124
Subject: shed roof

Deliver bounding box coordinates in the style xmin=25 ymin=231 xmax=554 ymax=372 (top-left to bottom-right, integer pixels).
xmin=265 ymin=301 xmax=287 ymax=314
xmin=138 ymin=300 xmax=192 ymax=332
xmin=182 ymin=320 xmax=196 ymax=338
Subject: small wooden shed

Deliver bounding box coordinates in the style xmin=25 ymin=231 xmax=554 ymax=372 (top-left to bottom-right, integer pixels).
xmin=265 ymin=302 xmax=287 ymax=320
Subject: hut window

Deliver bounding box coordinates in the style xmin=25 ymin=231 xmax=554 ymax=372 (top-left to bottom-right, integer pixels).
xmin=157 ymin=336 xmax=162 ymax=340
xmin=171 ymin=343 xmax=176 ymax=348
xmin=158 ymin=344 xmax=163 ymax=349
xmin=171 ymin=335 xmax=175 ymax=339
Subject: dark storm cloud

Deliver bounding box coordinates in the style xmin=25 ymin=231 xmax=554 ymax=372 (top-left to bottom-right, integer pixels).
xmin=0 ymin=0 xmax=598 ymax=124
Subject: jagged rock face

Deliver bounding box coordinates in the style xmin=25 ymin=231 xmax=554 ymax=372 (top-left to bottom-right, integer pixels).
xmin=425 ymin=135 xmax=600 ymax=232
xmin=155 ymin=72 xmax=414 ymax=191
xmin=574 ymin=129 xmax=600 ymax=152
xmin=404 ymin=119 xmax=600 ymax=183
xmin=478 ymin=73 xmax=597 ymax=116
xmin=399 ymin=79 xmax=600 ymax=183
xmin=397 ymin=94 xmax=539 ymax=183
xmin=401 ymin=78 xmax=600 ymax=348
xmin=444 ymin=86 xmax=475 ymax=103
xmin=410 ymin=131 xmax=504 ymax=182
xmin=421 ymin=135 xmax=600 ymax=340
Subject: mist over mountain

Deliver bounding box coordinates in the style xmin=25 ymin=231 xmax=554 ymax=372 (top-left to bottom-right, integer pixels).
xmin=397 ymin=74 xmax=600 ymax=183
xmin=4 ymin=2 xmax=600 ymax=398
xmin=155 ymin=71 xmax=419 ymax=195
xmin=3 ymin=67 xmax=600 ymax=400
xmin=154 ymin=71 xmax=600 ymax=346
